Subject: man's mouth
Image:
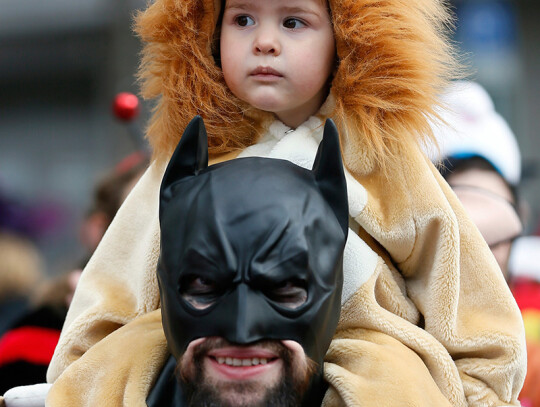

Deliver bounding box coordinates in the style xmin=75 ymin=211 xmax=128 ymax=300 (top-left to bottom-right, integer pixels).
xmin=205 ymin=347 xmax=281 ymax=379
xmin=206 ymin=355 xmax=280 ymax=380
xmin=211 ymin=356 xmax=277 ymax=366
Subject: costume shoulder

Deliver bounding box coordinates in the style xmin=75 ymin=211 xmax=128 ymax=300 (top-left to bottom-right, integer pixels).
xmin=47 ymin=162 xmax=164 ymax=382
xmin=47 ymin=310 xmax=167 ymax=407
xmin=341 ymin=145 xmax=526 ymax=406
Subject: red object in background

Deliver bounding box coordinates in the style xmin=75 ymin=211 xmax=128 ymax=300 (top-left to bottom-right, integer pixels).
xmin=512 ymin=277 xmax=540 ymax=312
xmin=112 ymin=92 xmax=140 ymax=121
xmin=0 ymin=327 xmax=60 ymax=365
xmin=512 ymin=278 xmax=540 ymax=407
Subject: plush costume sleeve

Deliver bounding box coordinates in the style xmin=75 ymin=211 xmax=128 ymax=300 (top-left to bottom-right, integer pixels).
xmin=46 ymin=310 xmax=168 ymax=407
xmin=46 ymin=161 xmax=166 ymax=383
xmin=323 ymin=145 xmax=526 ymax=406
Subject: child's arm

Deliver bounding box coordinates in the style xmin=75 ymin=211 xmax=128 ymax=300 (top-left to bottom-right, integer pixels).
xmin=327 ymin=147 xmax=525 ymax=406
xmin=46 ymin=161 xmax=165 ymax=383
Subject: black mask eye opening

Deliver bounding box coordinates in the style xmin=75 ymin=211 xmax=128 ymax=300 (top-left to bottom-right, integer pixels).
xmin=179 ymin=275 xmax=225 ymax=311
xmin=264 ymin=278 xmax=308 ymax=310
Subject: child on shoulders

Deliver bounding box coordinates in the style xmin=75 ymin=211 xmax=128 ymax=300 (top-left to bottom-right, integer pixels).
xmin=46 ymin=0 xmax=526 ymax=405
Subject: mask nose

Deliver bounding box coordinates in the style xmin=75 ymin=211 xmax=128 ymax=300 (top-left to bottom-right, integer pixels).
xmin=225 ymin=284 xmax=268 ymax=345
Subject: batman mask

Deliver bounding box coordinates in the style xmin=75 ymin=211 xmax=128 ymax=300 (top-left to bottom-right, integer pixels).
xmin=155 ymin=116 xmax=348 ymax=405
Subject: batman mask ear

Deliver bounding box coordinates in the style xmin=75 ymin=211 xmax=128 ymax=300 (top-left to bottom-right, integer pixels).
xmin=312 ymin=119 xmax=349 ymax=235
xmin=160 ymin=115 xmax=209 ymax=205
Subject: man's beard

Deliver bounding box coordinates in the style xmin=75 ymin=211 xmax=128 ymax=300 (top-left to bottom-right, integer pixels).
xmin=177 ymin=338 xmax=317 ymax=407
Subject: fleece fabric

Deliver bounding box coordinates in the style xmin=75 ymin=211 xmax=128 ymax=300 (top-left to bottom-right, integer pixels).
xmin=46 ymin=0 xmax=526 ymax=404
xmin=47 ymin=114 xmax=525 ymax=406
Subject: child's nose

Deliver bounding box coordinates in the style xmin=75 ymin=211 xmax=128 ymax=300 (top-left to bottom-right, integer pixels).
xmin=253 ymin=28 xmax=281 ymax=56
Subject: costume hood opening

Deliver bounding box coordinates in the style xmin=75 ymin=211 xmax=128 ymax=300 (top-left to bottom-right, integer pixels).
xmin=135 ymin=0 xmax=459 ymax=175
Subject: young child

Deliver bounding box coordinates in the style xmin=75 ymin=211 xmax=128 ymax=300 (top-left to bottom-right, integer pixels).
xmin=45 ymin=0 xmax=526 ymax=405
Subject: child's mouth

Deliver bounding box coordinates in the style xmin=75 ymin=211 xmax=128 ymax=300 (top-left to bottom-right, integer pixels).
xmin=251 ymin=66 xmax=283 ymax=78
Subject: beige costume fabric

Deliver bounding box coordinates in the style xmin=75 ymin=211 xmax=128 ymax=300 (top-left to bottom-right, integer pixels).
xmin=46 ymin=0 xmax=526 ymax=405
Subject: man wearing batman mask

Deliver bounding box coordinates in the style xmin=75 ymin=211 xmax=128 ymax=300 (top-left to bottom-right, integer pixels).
xmin=148 ymin=116 xmax=349 ymax=407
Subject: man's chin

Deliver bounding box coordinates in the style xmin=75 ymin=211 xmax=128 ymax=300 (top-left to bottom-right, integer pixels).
xmin=205 ymin=380 xmax=273 ymax=407
xmin=182 ymin=373 xmax=302 ymax=407
xmin=200 ymin=357 xmax=282 ymax=406
xmin=178 ymin=338 xmax=316 ymax=407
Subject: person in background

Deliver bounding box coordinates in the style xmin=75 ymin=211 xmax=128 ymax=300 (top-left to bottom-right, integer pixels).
xmin=0 ymin=189 xmax=49 ymax=339
xmin=440 ymin=157 xmax=521 ymax=279
xmin=0 ymin=152 xmax=148 ymax=394
xmin=428 ymin=80 xmax=523 ymax=280
xmin=429 ymin=80 xmax=540 ymax=407
xmin=79 ymin=151 xmax=149 ymax=262
xmin=0 ymin=232 xmax=45 ymax=338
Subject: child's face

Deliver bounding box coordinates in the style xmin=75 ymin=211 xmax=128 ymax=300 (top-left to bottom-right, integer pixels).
xmin=220 ymin=0 xmax=335 ymax=128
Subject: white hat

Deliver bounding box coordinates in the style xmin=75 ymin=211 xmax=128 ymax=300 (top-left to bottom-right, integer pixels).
xmin=427 ymin=81 xmax=521 ymax=185
xmin=509 ymin=236 xmax=540 ymax=280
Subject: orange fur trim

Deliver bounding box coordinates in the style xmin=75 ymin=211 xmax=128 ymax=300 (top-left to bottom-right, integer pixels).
xmin=135 ymin=0 xmax=272 ymax=162
xmin=135 ymin=0 xmax=460 ymax=174
xmin=330 ymin=0 xmax=460 ymax=174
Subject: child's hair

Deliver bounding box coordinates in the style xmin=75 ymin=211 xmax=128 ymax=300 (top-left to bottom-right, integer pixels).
xmin=135 ymin=0 xmax=461 ymax=175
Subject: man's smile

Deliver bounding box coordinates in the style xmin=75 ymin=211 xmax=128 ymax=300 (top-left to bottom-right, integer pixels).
xmin=205 ymin=346 xmax=282 ymax=380
xmin=213 ymin=356 xmax=273 ymax=366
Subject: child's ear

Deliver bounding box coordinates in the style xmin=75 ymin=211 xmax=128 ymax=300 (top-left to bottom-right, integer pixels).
xmin=160 ymin=116 xmax=209 ymax=205
xmin=312 ymin=119 xmax=349 ymax=236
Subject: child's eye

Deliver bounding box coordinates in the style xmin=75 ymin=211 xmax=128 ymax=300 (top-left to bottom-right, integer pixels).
xmin=234 ymin=15 xmax=255 ymax=27
xmin=283 ymin=18 xmax=306 ymax=29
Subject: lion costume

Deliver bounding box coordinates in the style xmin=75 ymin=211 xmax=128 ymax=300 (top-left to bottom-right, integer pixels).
xmin=45 ymin=0 xmax=526 ymax=406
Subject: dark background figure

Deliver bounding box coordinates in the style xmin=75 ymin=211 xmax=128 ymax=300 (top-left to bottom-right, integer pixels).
xmin=0 ymin=152 xmax=148 ymax=394
xmin=0 ymin=232 xmax=44 ymax=338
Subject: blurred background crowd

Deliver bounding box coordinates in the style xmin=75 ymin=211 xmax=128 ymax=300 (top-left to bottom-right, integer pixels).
xmin=0 ymin=0 xmax=539 ymax=404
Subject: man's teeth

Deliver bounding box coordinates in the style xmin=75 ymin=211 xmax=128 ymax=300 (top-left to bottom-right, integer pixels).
xmin=216 ymin=357 xmax=269 ymax=366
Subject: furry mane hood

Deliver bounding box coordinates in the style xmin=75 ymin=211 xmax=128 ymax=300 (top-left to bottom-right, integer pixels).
xmin=135 ymin=0 xmax=458 ymax=174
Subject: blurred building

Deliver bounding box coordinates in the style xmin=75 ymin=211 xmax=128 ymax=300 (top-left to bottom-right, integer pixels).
xmin=1 ymin=0 xmax=539 ymax=272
